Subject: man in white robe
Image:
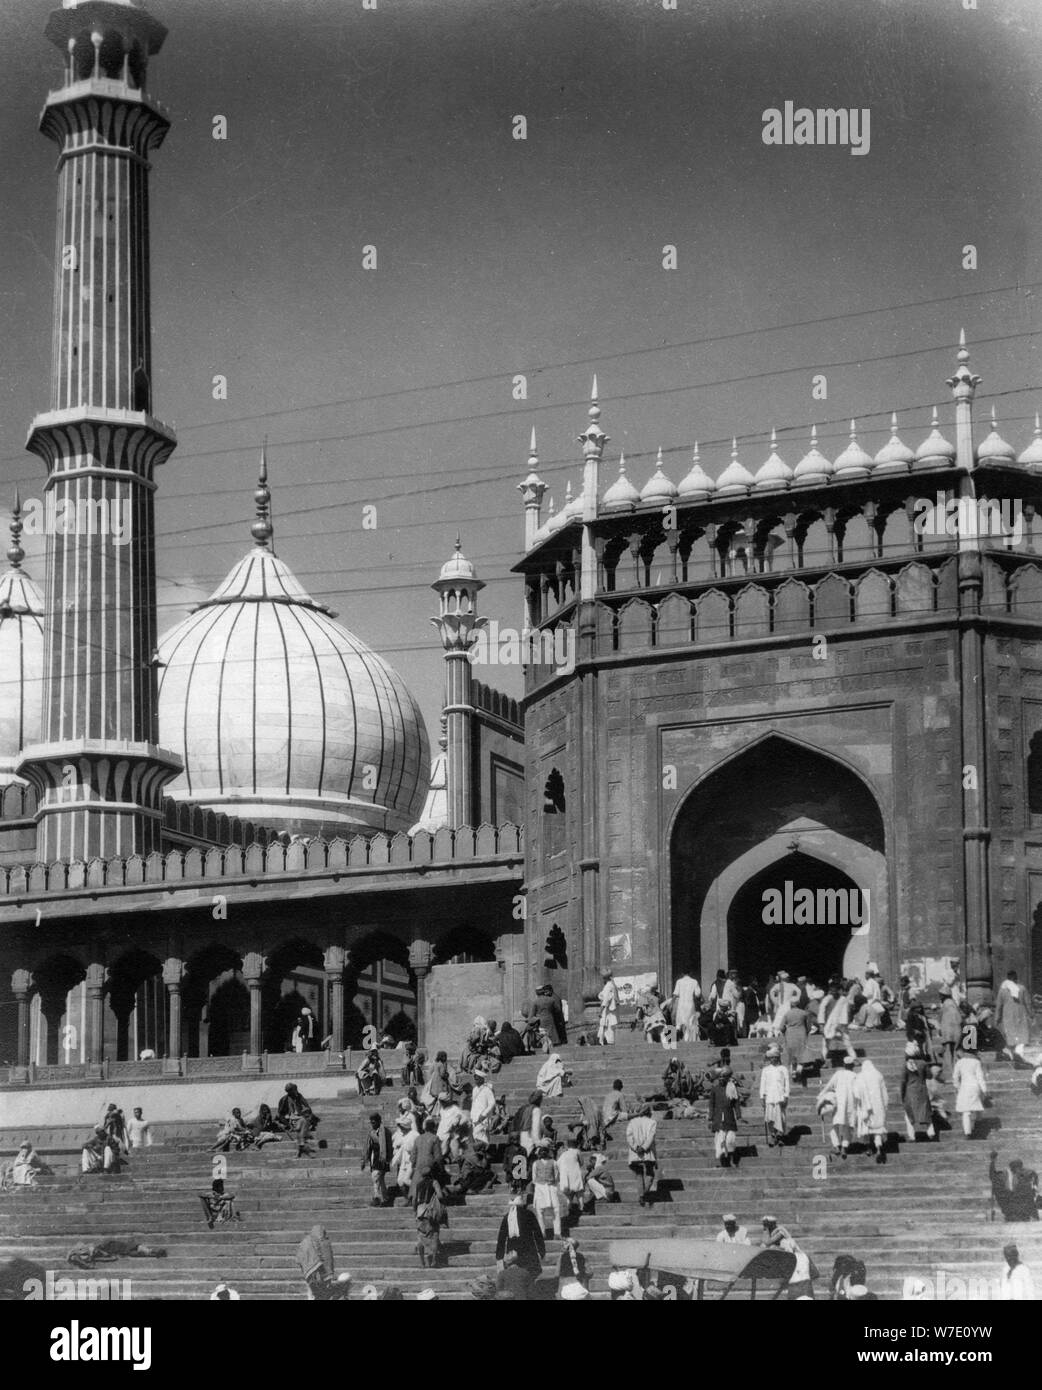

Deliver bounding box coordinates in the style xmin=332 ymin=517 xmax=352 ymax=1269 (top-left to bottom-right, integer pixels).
xmin=470 ymin=1070 xmax=496 ymax=1144
xmin=1000 ymin=1245 xmax=1037 ymax=1300
xmin=817 ymin=1056 xmax=858 ymax=1157
xmin=852 ymin=1056 xmax=889 ymax=1162
xmin=716 ymin=1213 xmax=751 ymax=1245
xmin=671 ymin=972 xmax=702 ymax=1041
xmin=597 ymin=972 xmax=620 ymax=1045
xmin=768 ymin=973 xmax=800 ymax=1032
xmin=759 ymin=1046 xmax=790 ymax=1147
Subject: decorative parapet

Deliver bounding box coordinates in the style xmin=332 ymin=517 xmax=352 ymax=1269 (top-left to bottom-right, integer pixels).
xmin=470 ymin=678 xmax=522 ymax=729
xmin=0 ymin=822 xmax=524 ymax=899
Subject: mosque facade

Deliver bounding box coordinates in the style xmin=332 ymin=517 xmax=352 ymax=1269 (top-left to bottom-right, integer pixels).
xmin=3 ymin=0 xmax=1042 ymax=1081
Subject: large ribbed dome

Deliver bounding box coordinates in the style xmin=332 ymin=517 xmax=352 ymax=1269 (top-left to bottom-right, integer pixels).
xmin=157 ymin=506 xmax=429 ymax=837
xmin=0 ymin=507 xmax=45 ymax=785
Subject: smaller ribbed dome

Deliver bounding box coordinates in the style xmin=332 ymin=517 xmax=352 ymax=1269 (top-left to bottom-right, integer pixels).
xmin=411 ymin=723 xmax=448 ymax=834
xmin=546 ymin=490 xmax=569 ymax=534
xmin=640 ymin=448 xmax=678 ymax=505
xmin=1018 ymin=414 xmax=1042 ymax=470
xmin=716 ymin=438 xmax=754 ymax=496
xmin=873 ymin=412 xmax=914 ymax=474
xmin=792 ymin=426 xmax=833 ymax=486
xmin=564 ymin=480 xmax=585 ymax=521
xmin=439 ymin=536 xmax=477 ymax=581
xmin=976 ymin=407 xmax=1016 ymax=464
xmin=533 ymin=497 xmax=557 ymax=543
xmin=602 ymin=454 xmax=641 ymax=511
xmin=914 ymin=408 xmax=955 ymax=467
xmin=832 ymin=420 xmax=874 ymax=478
xmin=677 ymin=442 xmax=715 ymax=501
xmin=753 ymin=429 xmax=793 ymax=490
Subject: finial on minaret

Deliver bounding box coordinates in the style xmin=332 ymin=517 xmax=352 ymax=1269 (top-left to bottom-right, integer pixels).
xmin=7 ymin=491 xmax=24 ymax=570
xmin=251 ymin=441 xmax=273 ymax=549
xmin=518 ymin=426 xmax=547 ymax=547
xmin=947 ymin=328 xmax=982 ymax=400
xmin=578 ymin=376 xmax=608 ymax=457
xmin=529 ymin=427 xmax=538 ymax=467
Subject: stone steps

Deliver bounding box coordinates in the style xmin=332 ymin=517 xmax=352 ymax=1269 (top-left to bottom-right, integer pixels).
xmin=3 ymin=1036 xmax=1039 ymax=1300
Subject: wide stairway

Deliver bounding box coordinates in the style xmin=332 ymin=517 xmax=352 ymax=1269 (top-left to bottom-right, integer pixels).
xmin=2 ymin=1031 xmax=1040 ymax=1299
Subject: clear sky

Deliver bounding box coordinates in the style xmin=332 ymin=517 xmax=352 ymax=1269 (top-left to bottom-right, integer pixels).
xmin=1 ymin=0 xmax=1040 ymax=743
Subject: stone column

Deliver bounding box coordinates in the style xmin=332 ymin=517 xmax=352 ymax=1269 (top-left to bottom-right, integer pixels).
xmin=85 ymin=963 xmax=107 ymax=1073
xmin=11 ymin=969 xmax=33 ymax=1077
xmin=242 ymin=952 xmax=266 ymax=1064
xmin=408 ymin=940 xmax=435 ymax=1048
xmin=162 ymin=959 xmax=183 ymax=1074
xmin=324 ymin=946 xmax=348 ymax=1056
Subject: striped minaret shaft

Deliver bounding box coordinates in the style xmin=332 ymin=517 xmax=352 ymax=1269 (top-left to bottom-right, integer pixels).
xmin=18 ymin=1 xmax=182 ymax=862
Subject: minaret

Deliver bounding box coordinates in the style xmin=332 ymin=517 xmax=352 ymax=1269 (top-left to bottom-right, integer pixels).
xmin=517 ymin=428 xmax=547 ymax=550
xmin=18 ymin=0 xmax=181 ymax=861
xmin=579 ymin=377 xmax=608 ymax=600
xmin=946 ymin=331 xmax=991 ymax=1005
xmin=430 ymin=537 xmax=486 ymax=829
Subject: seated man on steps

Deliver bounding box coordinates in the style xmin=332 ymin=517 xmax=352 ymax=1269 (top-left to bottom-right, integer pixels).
xmin=990 ymin=1151 xmax=1040 ymax=1222
xmin=199 ymin=1178 xmax=239 ymax=1229
xmin=278 ymin=1082 xmax=320 ymax=1156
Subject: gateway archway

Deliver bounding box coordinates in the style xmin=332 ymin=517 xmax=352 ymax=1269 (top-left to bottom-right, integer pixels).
xmin=670 ymin=734 xmax=887 ymax=986
xmin=729 ymin=850 xmax=866 ymax=986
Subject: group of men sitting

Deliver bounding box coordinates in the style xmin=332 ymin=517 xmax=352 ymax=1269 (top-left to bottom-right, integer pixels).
xmin=209 ymin=1083 xmax=320 ymax=1157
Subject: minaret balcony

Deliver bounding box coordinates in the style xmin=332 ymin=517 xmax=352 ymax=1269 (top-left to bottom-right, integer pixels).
xmin=26 ymin=409 xmax=177 ymax=476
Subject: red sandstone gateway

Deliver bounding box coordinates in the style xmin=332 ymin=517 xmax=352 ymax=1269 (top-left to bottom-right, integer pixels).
xmin=608 ymin=1238 xmax=798 ymax=1300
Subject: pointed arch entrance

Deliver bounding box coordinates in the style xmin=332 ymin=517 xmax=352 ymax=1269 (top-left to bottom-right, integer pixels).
xmin=669 ymin=734 xmax=888 ymax=987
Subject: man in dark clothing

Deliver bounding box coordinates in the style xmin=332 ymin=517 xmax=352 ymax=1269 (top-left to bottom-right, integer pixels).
xmin=361 ymin=1112 xmax=393 ymax=1206
xmin=278 ymin=1083 xmax=319 ymax=1156
xmin=707 ymin=1067 xmax=742 ymax=1168
xmin=528 ymin=985 xmax=566 ymax=1046
xmin=495 ymin=1251 xmax=534 ymax=1300
xmin=990 ymin=1151 xmax=1040 ymax=1221
xmin=495 ymin=1194 xmax=546 ymax=1293
xmin=495 ymin=1021 xmax=526 ymax=1063
xmin=453 ymin=1139 xmax=498 ymax=1196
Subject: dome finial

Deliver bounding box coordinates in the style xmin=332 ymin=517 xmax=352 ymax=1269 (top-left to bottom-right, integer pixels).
xmin=7 ymin=491 xmax=24 ymax=569
xmin=251 ymin=439 xmax=274 ymax=550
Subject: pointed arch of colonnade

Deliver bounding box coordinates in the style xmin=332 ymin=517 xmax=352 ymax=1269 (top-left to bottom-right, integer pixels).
xmin=665 ymin=730 xmax=891 ymax=992
xmin=2 ymin=910 xmax=515 ymax=1070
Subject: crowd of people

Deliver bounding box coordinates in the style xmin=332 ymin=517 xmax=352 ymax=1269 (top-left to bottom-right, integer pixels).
xmin=4 ymin=957 xmax=1038 ymax=1301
